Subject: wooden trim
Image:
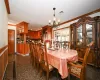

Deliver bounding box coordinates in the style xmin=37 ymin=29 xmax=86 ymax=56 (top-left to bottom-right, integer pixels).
xmin=53 ymin=26 xmax=69 ymax=31
xmin=4 ymin=0 xmax=10 ymax=14
xmin=8 ymin=24 xmax=16 ymax=26
xmin=58 ymin=8 xmax=100 ymax=26
xmin=0 ymin=45 xmax=8 ymax=54
xmin=0 ymin=45 xmax=8 ymax=80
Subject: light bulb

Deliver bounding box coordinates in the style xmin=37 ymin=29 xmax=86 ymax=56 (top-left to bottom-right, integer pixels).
xmin=53 ymin=17 xmax=56 ymax=21
xmin=56 ymin=22 xmax=58 ymax=25
xmin=58 ymin=19 xmax=60 ymax=23
xmin=49 ymin=20 xmax=51 ymax=23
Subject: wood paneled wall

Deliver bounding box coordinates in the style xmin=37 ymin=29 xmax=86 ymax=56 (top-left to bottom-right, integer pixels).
xmin=0 ymin=45 xmax=8 ymax=80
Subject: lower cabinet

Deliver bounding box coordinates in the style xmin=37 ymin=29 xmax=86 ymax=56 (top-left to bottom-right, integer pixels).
xmin=17 ymin=43 xmax=29 ymax=55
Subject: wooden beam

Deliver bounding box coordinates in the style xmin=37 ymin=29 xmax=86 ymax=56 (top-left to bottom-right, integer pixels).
xmin=4 ymin=0 xmax=10 ymax=14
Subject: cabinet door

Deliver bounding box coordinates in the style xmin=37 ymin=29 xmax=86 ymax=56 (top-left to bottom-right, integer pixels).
xmin=24 ymin=23 xmax=28 ymax=33
xmin=86 ymin=24 xmax=93 ymax=45
xmin=97 ymin=22 xmax=100 ymax=66
xmin=76 ymin=25 xmax=83 ymax=46
xmin=97 ymin=22 xmax=100 ymax=48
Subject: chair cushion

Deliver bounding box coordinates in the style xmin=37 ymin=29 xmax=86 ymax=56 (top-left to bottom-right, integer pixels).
xmin=70 ymin=64 xmax=81 ymax=76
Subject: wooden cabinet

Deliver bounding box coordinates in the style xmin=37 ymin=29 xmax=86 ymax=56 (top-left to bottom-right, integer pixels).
xmin=42 ymin=25 xmax=52 ymax=42
xmin=17 ymin=43 xmax=29 ymax=55
xmin=27 ymin=30 xmax=42 ymax=39
xmin=17 ymin=21 xmax=28 ymax=34
xmin=94 ymin=16 xmax=100 ymax=67
xmin=70 ymin=16 xmax=100 ymax=67
xmin=17 ymin=21 xmax=29 ymax=55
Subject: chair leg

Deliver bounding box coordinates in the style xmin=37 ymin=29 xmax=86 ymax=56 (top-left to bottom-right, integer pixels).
xmin=37 ymin=62 xmax=40 ymax=72
xmin=68 ymin=73 xmax=70 ymax=80
xmin=33 ymin=57 xmax=35 ymax=67
xmin=40 ymin=69 xmax=43 ymax=77
xmin=46 ymin=72 xmax=49 ymax=80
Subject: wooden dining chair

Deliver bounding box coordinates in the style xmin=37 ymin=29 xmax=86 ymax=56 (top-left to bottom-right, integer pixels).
xmin=29 ymin=43 xmax=36 ymax=67
xmin=63 ymin=41 xmax=71 ymax=49
xmin=39 ymin=43 xmax=54 ymax=80
xmin=32 ymin=43 xmax=37 ymax=67
xmin=55 ymin=41 xmax=60 ymax=49
xmin=33 ymin=43 xmax=40 ymax=69
xmin=29 ymin=43 xmax=34 ymax=65
xmin=68 ymin=41 xmax=94 ymax=80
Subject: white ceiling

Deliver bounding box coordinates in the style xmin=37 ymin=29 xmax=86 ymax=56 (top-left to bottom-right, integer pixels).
xmin=8 ymin=0 xmax=100 ymax=30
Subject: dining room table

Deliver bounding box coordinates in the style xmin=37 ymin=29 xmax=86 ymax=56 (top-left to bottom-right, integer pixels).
xmin=47 ymin=48 xmax=78 ymax=79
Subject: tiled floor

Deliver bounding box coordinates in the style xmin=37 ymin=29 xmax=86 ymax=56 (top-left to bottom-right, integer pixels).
xmin=4 ymin=54 xmax=100 ymax=80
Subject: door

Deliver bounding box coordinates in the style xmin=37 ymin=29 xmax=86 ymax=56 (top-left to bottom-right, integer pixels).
xmin=8 ymin=29 xmax=15 ymax=54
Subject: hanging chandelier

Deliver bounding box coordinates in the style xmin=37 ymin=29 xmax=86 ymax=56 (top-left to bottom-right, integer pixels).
xmin=49 ymin=7 xmax=60 ymax=27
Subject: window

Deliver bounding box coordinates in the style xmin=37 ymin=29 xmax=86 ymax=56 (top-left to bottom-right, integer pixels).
xmin=54 ymin=28 xmax=70 ymax=42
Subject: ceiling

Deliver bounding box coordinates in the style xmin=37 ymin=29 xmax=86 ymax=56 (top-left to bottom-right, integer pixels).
xmin=8 ymin=0 xmax=100 ymax=30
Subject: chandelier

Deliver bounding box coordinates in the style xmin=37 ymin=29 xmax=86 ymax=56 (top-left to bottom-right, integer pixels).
xmin=49 ymin=8 xmax=60 ymax=27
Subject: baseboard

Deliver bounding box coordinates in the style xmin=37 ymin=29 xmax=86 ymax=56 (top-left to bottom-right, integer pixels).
xmin=16 ymin=53 xmax=29 ymax=56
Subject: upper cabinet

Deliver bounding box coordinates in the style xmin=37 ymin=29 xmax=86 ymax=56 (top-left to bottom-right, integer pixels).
xmin=27 ymin=30 xmax=42 ymax=39
xmin=70 ymin=17 xmax=94 ymax=48
xmin=86 ymin=24 xmax=93 ymax=44
xmin=42 ymin=25 xmax=52 ymax=41
xmin=77 ymin=25 xmax=83 ymax=46
xmin=17 ymin=21 xmax=28 ymax=34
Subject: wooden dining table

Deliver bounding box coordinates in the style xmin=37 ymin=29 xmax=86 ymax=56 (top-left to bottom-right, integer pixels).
xmin=47 ymin=48 xmax=78 ymax=79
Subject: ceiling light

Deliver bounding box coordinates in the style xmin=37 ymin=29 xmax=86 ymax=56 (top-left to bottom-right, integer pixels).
xmin=49 ymin=7 xmax=60 ymax=27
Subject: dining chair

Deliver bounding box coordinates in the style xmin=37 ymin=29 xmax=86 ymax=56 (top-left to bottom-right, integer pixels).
xmin=77 ymin=41 xmax=94 ymax=62
xmin=39 ymin=43 xmax=54 ymax=80
xmin=54 ymin=41 xmax=60 ymax=49
xmin=63 ymin=41 xmax=71 ymax=49
xmin=32 ymin=43 xmax=37 ymax=68
xmin=29 ymin=43 xmax=34 ymax=65
xmin=33 ymin=43 xmax=40 ymax=70
xmin=68 ymin=41 xmax=94 ymax=80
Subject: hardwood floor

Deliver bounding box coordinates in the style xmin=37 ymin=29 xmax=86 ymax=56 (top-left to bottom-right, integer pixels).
xmin=4 ymin=54 xmax=100 ymax=80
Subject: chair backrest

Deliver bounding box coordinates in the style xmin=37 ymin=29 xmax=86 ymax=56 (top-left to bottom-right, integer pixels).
xmin=54 ymin=41 xmax=60 ymax=48
xmin=79 ymin=41 xmax=94 ymax=80
xmin=34 ymin=43 xmax=40 ymax=60
xmin=63 ymin=41 xmax=70 ymax=49
xmin=82 ymin=41 xmax=94 ymax=67
xmin=82 ymin=47 xmax=90 ymax=67
xmin=44 ymin=42 xmax=49 ymax=66
xmin=29 ymin=43 xmax=32 ymax=53
xmin=38 ymin=43 xmax=44 ymax=62
xmin=39 ymin=42 xmax=49 ymax=68
xmin=32 ymin=43 xmax=36 ymax=57
xmin=29 ymin=43 xmax=35 ymax=64
xmin=29 ymin=43 xmax=33 ymax=57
